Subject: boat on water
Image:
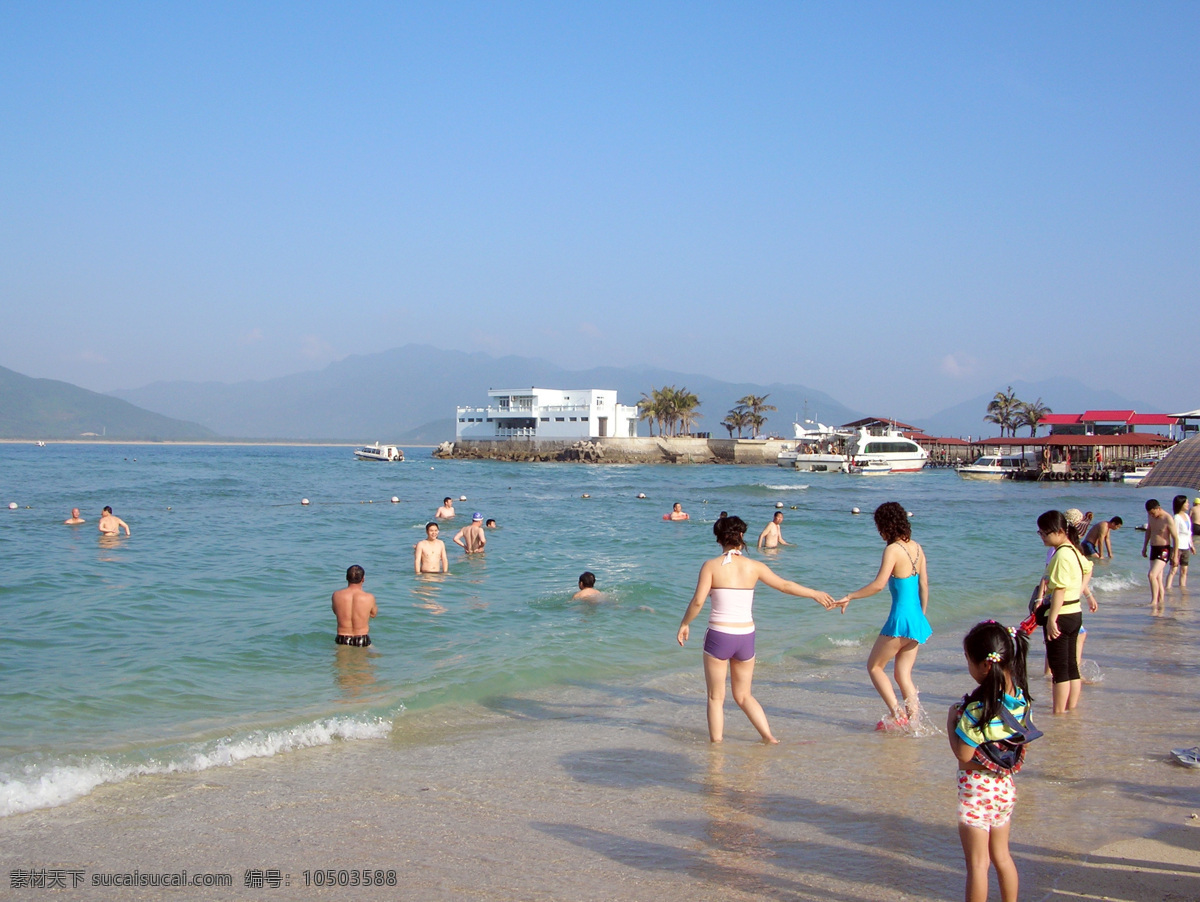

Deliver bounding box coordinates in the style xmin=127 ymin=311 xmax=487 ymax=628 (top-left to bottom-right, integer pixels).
xmin=845 ymin=425 xmax=928 ymax=473
xmin=956 ymin=450 xmax=1040 ymax=480
xmin=776 ymin=420 xmax=853 ymax=472
xmin=353 ymin=442 xmax=405 ymax=462
xmin=849 ymin=460 xmax=891 ymax=475
xmin=778 ymin=422 xmax=928 ymax=474
xmin=1121 ymin=462 xmax=1155 ymax=485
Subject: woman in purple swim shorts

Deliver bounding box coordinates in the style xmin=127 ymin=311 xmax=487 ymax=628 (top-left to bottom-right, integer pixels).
xmin=676 ymin=515 xmax=841 ymax=743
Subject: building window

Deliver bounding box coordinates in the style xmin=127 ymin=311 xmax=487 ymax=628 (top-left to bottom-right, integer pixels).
xmin=581 ymin=417 xmax=588 ymax=421
xmin=556 ymin=417 xmax=565 ymax=422
xmin=540 ymin=417 xmax=549 ymax=422
xmin=569 ymin=417 xmax=577 ymax=422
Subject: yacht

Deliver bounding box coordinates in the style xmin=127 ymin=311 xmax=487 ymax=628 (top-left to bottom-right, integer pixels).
xmin=956 ymin=451 xmax=1040 ymax=480
xmin=776 ymin=420 xmax=852 ymax=472
xmin=845 ymin=426 xmax=928 ymax=473
xmin=353 ymin=442 xmax=405 ymax=462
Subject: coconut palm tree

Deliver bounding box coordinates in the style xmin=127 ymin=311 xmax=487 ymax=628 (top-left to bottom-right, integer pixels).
xmin=984 ymin=386 xmax=1020 ymax=437
xmin=638 ymin=389 xmax=662 ymax=437
xmin=722 ymin=408 xmax=749 ymax=438
xmin=737 ymin=394 xmax=777 ymax=437
xmin=673 ymin=387 xmax=702 ymax=436
xmin=1015 ymin=398 xmax=1052 ymax=437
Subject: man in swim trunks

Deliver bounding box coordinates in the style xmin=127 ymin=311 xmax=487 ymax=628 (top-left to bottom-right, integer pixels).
xmin=453 ymin=513 xmax=487 ymax=553
xmin=1082 ymin=517 xmax=1121 ymax=559
xmin=757 ymin=511 xmax=792 ymax=549
xmin=332 ymin=564 xmax=376 ymax=647
xmin=435 ymin=497 xmax=456 ymax=520
xmin=1142 ymin=499 xmax=1178 ymax=609
xmin=573 ymin=571 xmax=603 ymax=601
xmin=64 ymin=508 xmax=85 ymax=525
xmin=415 ymin=522 xmax=449 ymax=574
xmin=668 ymin=502 xmax=689 ymax=521
xmin=98 ymin=505 xmax=130 ymax=536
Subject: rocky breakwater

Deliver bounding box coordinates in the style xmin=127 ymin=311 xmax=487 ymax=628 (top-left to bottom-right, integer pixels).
xmin=433 ymin=437 xmax=724 ymax=464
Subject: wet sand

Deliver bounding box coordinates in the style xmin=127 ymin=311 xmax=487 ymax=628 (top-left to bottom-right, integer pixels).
xmin=4 ymin=585 xmax=1199 ymax=900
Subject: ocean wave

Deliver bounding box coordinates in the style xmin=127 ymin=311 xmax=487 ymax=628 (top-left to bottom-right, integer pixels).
xmin=760 ymin=484 xmax=811 ymax=492
xmin=1090 ymin=572 xmax=1142 ymax=592
xmin=827 ymin=638 xmax=862 ymax=648
xmin=0 ymin=713 xmax=394 ymax=818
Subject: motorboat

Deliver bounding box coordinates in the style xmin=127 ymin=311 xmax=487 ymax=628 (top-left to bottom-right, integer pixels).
xmin=354 ymin=442 xmax=405 ymax=462
xmin=845 ymin=426 xmax=928 ymax=473
xmin=1121 ymin=464 xmax=1154 ymax=485
xmin=956 ymin=451 xmax=1040 ymax=480
xmin=849 ymin=460 xmax=891 ymax=475
xmin=776 ymin=419 xmax=852 ymax=472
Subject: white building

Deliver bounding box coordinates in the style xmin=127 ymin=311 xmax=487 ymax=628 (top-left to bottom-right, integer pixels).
xmin=456 ymin=388 xmax=639 ymax=441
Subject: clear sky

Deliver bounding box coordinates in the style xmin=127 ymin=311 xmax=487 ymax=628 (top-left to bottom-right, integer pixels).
xmin=3 ymin=2 xmax=1197 ymax=416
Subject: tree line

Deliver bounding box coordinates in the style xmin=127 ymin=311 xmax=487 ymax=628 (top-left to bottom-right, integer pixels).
xmin=636 ymin=388 xmax=778 ymax=438
xmin=985 ymin=386 xmax=1052 ymax=437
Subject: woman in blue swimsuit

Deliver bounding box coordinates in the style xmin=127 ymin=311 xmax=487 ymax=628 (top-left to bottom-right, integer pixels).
xmin=839 ymin=501 xmax=931 ymax=729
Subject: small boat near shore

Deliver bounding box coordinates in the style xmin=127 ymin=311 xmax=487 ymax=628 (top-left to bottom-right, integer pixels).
xmin=353 ymin=442 xmax=405 ymax=462
xmin=956 ymin=451 xmax=1040 ymax=480
xmin=849 ymin=460 xmax=891 ymax=475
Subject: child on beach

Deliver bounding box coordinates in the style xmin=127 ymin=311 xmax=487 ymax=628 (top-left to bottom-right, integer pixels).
xmin=947 ymin=621 xmax=1037 ymax=902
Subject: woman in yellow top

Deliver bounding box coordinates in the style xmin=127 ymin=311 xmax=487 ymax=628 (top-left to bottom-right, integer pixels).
xmin=1037 ymin=509 xmax=1095 ymax=713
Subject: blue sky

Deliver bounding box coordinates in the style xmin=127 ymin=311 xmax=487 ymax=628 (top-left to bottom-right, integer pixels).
xmin=2 ymin=2 xmax=1197 ymax=416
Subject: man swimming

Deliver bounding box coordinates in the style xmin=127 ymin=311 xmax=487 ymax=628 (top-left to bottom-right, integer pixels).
xmin=64 ymin=508 xmax=85 ymax=525
xmin=434 ymin=497 xmax=456 ymax=520
xmin=331 ymin=564 xmax=377 ymax=647
xmin=453 ymin=513 xmax=487 ymax=554
xmin=757 ymin=511 xmax=792 ymax=549
xmin=573 ymin=571 xmax=603 ymax=601
xmin=98 ymin=506 xmax=130 ymax=536
xmin=1142 ymin=499 xmax=1178 ymax=609
xmin=668 ymin=502 xmax=689 ymax=521
xmin=415 ymin=522 xmax=449 ymax=573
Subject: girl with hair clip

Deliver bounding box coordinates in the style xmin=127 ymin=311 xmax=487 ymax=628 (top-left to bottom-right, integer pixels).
xmin=1036 ymin=509 xmax=1095 ymax=713
xmin=948 ymin=620 xmax=1038 ymax=902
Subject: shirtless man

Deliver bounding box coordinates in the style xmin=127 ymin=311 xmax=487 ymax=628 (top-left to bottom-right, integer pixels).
xmin=757 ymin=511 xmax=792 ymax=549
xmin=434 ymin=497 xmax=456 ymax=520
xmin=64 ymin=508 xmax=85 ymax=525
xmin=1167 ymin=495 xmax=1193 ymax=590
xmin=415 ymin=522 xmax=449 ymax=573
xmin=1141 ymin=499 xmax=1178 ymax=608
xmin=668 ymin=502 xmax=689 ymax=521
xmin=573 ymin=571 xmax=603 ymax=601
xmin=331 ymin=564 xmax=377 ymax=647
xmin=453 ymin=513 xmax=487 ymax=553
xmin=1082 ymin=517 xmax=1122 ymax=559
xmin=98 ymin=506 xmax=130 ymax=536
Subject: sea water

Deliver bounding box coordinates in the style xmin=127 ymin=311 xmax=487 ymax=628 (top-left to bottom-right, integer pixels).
xmin=0 ymin=443 xmax=1161 ymax=816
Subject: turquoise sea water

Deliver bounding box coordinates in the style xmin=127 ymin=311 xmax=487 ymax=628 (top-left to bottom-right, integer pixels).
xmin=0 ymin=444 xmax=1151 ymax=816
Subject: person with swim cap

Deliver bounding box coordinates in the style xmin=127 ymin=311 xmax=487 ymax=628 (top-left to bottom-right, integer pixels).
xmin=415 ymin=522 xmax=449 ymax=573
xmin=435 ymin=497 xmax=456 ymax=520
xmin=668 ymin=502 xmax=689 ymax=521
xmin=453 ymin=513 xmax=487 ymax=554
xmin=573 ymin=571 xmax=603 ymax=601
xmin=332 ymin=565 xmax=377 ymax=647
xmin=64 ymin=508 xmax=85 ymax=525
xmin=98 ymin=506 xmax=130 ymax=536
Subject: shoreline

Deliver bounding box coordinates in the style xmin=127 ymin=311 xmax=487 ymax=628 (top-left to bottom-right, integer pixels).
xmin=4 ymin=584 xmax=1198 ymax=901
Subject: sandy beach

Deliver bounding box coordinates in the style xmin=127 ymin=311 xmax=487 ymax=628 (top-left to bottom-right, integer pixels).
xmin=4 ymin=585 xmax=1198 ymax=902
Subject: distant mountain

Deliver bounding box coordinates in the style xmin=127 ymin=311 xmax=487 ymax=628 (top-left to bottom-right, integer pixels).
xmin=109 ymin=345 xmax=866 ymax=441
xmin=920 ymin=378 xmax=1160 ymax=439
xmin=0 ymin=365 xmax=217 ymax=440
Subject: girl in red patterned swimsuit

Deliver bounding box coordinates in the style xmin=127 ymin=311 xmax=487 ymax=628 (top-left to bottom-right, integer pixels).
xmin=947 ymin=621 xmax=1035 ymax=902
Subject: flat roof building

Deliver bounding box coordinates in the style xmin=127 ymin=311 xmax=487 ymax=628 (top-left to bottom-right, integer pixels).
xmin=456 ymin=388 xmax=639 ymax=441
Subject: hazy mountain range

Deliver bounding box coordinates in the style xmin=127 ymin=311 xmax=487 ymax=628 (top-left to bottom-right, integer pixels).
xmin=1 ymin=346 xmax=1160 ymax=441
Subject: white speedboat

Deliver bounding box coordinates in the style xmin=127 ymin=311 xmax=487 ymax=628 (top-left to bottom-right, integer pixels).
xmin=845 ymin=426 xmax=928 ymax=473
xmin=849 ymin=460 xmax=891 ymax=475
xmin=354 ymin=442 xmax=405 ymax=462
xmin=1121 ymin=465 xmax=1153 ymax=485
xmin=776 ymin=420 xmax=852 ymax=472
xmin=957 ymin=451 xmax=1040 ymax=480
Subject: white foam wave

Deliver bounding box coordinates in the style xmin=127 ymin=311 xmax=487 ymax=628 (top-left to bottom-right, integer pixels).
xmin=1090 ymin=572 xmax=1141 ymax=592
xmin=0 ymin=714 xmax=394 ymax=817
xmin=828 ymin=638 xmax=861 ymax=648
xmin=761 ymin=484 xmax=810 ymax=491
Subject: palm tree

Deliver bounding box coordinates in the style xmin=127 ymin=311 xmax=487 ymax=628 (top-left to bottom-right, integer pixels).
xmin=984 ymin=386 xmax=1020 ymax=437
xmin=737 ymin=394 xmax=777 ymax=438
xmin=1015 ymin=398 xmax=1052 ymax=437
xmin=673 ymin=387 xmax=702 ymax=436
xmin=638 ymin=388 xmax=662 ymax=437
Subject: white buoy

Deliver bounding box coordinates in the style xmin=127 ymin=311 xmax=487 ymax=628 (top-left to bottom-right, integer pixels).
xmin=459 ymin=495 xmax=467 ymax=501
xmin=775 ymin=501 xmax=784 ymax=509
xmin=851 ymin=507 xmax=860 ymax=515
xmin=301 ymin=498 xmax=310 ymax=506
xmin=582 ymin=493 xmax=590 ymax=499
xmin=391 ymin=496 xmax=400 ymax=503
xmin=8 ymin=502 xmax=16 ymax=510
xmin=637 ymin=493 xmax=646 ymax=499
xmin=907 ymin=511 xmax=914 ymax=517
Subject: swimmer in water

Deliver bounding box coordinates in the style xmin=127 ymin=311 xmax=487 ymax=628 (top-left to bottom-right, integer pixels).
xmin=453 ymin=513 xmax=487 ymax=554
xmin=485 ymin=518 xmax=497 ymax=529
xmin=573 ymin=571 xmax=603 ymax=601
xmin=435 ymin=497 xmax=456 ymax=519
xmin=415 ymin=522 xmax=449 ymax=574
xmin=64 ymin=508 xmax=85 ymax=525
xmin=677 ymin=515 xmax=839 ymax=743
xmin=668 ymin=502 xmax=689 ymax=521
xmin=98 ymin=506 xmax=130 ymax=537
xmin=331 ymin=564 xmax=376 ymax=647
xmin=757 ymin=511 xmax=792 ymax=549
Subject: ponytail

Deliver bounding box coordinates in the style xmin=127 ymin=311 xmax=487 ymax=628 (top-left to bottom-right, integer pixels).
xmin=963 ymin=621 xmax=1033 ymax=725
